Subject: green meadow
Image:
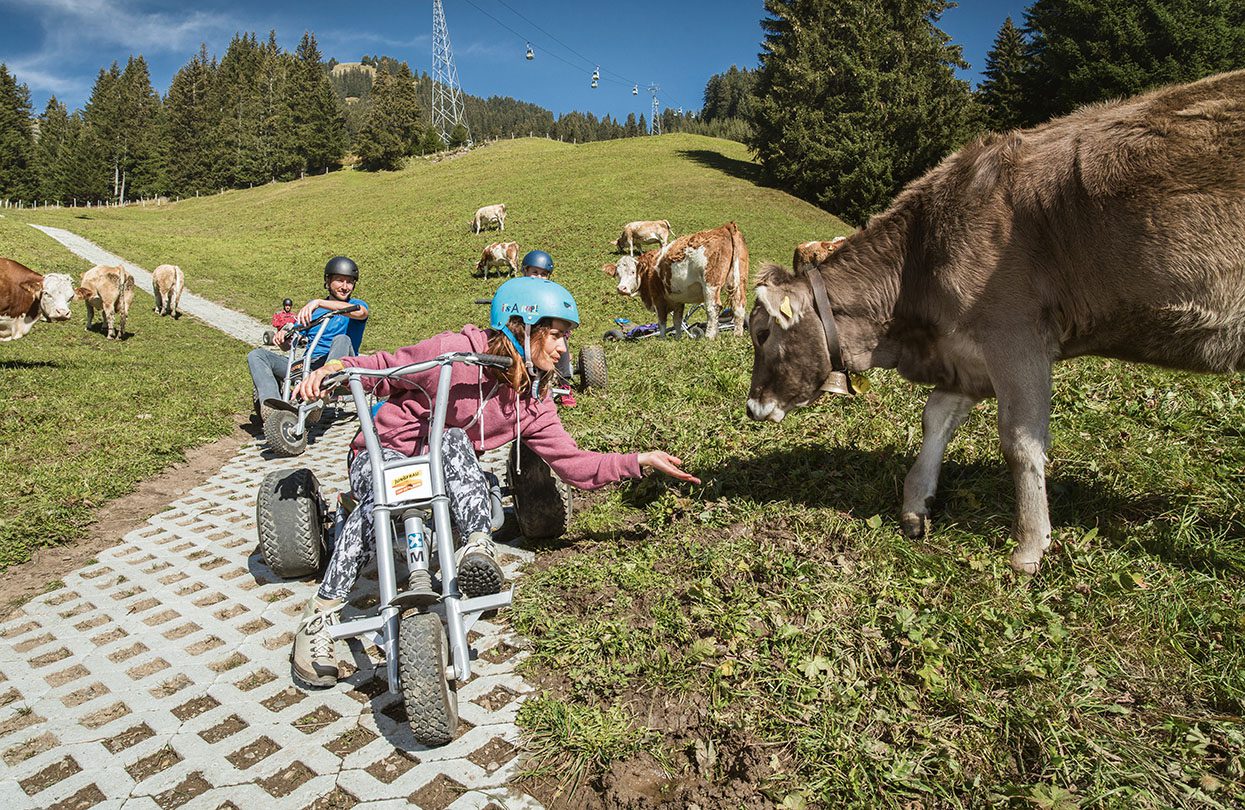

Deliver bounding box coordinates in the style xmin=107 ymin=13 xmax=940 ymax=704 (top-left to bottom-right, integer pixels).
xmin=8 ymin=134 xmax=1245 ymax=807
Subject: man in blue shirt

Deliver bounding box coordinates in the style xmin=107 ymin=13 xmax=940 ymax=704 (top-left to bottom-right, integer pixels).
xmin=248 ymin=256 xmax=369 ymax=417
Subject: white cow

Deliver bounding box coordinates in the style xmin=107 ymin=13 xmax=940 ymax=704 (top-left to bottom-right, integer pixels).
xmin=152 ymin=264 xmax=184 ymax=318
xmin=0 ymin=257 xmax=77 ymax=341
xmin=472 ymin=204 xmax=507 ymax=234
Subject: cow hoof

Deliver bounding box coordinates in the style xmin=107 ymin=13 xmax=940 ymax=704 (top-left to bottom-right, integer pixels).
xmin=1009 ymin=549 xmax=1043 ymax=575
xmin=900 ymin=511 xmax=929 ymax=539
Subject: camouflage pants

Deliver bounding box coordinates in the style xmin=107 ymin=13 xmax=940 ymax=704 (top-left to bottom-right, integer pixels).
xmin=317 ymin=427 xmax=495 ymax=601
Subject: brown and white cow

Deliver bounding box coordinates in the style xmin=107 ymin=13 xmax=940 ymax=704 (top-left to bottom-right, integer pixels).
xmin=475 ymin=242 xmax=520 ymax=277
xmin=612 ymin=220 xmax=673 ymax=255
xmin=471 ymin=203 xmax=507 ymax=234
xmin=602 ymin=222 xmax=749 ymax=339
xmin=78 ymin=264 xmax=135 ymax=340
xmin=0 ymin=257 xmax=78 ymax=341
xmin=746 ymin=69 xmax=1245 ymax=574
xmin=152 ymin=264 xmax=184 ymax=317
xmin=792 ymin=236 xmax=847 ymax=274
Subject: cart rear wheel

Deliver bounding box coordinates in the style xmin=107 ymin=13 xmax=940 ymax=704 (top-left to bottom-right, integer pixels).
xmin=510 ymin=442 xmax=573 ymax=540
xmin=264 ymin=408 xmax=307 ymax=456
xmin=577 ymin=344 xmax=608 ymax=391
xmin=256 ymin=468 xmax=325 ymax=578
xmin=399 ymin=611 xmax=459 ymax=746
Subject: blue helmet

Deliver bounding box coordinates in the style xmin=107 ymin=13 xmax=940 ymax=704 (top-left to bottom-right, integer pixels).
xmin=489 ymin=277 xmax=579 ymax=357
xmin=521 ymin=250 xmax=554 ymax=275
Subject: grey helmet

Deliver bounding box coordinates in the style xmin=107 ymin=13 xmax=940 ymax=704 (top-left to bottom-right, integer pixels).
xmin=324 ymin=256 xmax=359 ymax=284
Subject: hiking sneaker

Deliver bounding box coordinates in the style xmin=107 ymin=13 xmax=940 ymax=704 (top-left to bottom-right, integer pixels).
xmin=456 ymin=533 xmax=504 ymax=598
xmin=292 ymin=596 xmax=342 ymax=687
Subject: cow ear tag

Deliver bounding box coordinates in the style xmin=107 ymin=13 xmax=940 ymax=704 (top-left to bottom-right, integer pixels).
xmin=779 ymin=296 xmax=794 ymax=320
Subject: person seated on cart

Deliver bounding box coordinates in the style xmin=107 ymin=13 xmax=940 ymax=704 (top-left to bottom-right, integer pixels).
xmin=247 ymin=256 xmax=369 ymax=418
xmin=520 ymin=249 xmax=577 ymax=407
xmin=271 ymin=297 xmax=298 ymax=331
xmin=289 ymin=276 xmax=698 ymax=686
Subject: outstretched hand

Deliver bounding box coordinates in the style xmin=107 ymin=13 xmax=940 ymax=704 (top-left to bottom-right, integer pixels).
xmin=638 ymin=451 xmax=701 ymax=485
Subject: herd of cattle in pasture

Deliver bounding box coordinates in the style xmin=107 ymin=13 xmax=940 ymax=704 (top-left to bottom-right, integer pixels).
xmin=2 ymin=69 xmax=1242 ymax=574
xmin=0 ymin=257 xmax=184 ymax=342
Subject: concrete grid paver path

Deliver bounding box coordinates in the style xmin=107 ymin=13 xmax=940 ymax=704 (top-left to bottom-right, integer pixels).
xmin=1 ymin=230 xmax=544 ymax=809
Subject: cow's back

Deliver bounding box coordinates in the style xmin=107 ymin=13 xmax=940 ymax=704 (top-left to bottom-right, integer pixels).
xmin=885 ymin=69 xmax=1245 ymax=375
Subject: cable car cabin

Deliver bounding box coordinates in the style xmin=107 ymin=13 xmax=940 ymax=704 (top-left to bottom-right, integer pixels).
xmin=526 ymin=43 xmax=534 ymax=60
xmin=592 ymin=66 xmax=600 ymax=81
xmin=591 ymin=77 xmax=599 ymax=89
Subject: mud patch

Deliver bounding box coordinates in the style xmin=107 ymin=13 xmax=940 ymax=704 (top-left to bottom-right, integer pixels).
xmin=1 ymin=423 xmax=254 ymax=619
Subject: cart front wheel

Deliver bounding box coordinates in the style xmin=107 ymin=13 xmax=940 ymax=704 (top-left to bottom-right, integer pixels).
xmin=255 ymin=468 xmax=325 ymax=578
xmin=399 ymin=611 xmax=459 ymax=746
xmin=577 ymin=344 xmax=608 ymax=391
xmin=264 ymin=408 xmax=307 ymax=456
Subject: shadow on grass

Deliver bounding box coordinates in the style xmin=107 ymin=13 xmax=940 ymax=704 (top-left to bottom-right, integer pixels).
xmin=677 ymin=149 xmax=766 ymax=185
xmin=679 ymin=444 xmax=1245 ymax=574
xmin=0 ymin=359 xmax=59 ymax=370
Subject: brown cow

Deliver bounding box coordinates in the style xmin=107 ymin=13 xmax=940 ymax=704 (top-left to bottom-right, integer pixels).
xmin=78 ymin=264 xmax=135 ymax=340
xmin=746 ymin=69 xmax=1245 ymax=573
xmin=792 ymin=236 xmax=847 ymax=274
xmin=612 ymin=220 xmax=673 ymax=255
xmin=151 ymin=264 xmax=184 ymax=317
xmin=475 ymin=242 xmax=520 ymax=277
xmin=0 ymin=258 xmax=78 ymax=341
xmin=602 ymin=222 xmax=749 ymax=339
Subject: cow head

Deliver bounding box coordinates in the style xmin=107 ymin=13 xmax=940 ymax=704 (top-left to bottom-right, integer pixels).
xmin=746 ymin=264 xmax=848 ymax=422
xmin=39 ymin=273 xmax=77 ymax=322
xmin=601 ymin=255 xmax=641 ymax=296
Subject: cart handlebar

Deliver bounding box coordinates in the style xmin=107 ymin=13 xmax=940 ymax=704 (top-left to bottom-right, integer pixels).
xmin=319 ymin=351 xmax=513 ymax=392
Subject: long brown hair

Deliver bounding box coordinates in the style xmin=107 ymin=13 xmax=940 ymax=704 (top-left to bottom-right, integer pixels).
xmin=484 ymin=316 xmax=558 ymax=398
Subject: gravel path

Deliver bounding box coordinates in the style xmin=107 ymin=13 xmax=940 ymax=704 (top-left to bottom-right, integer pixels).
xmin=30 ymin=225 xmax=270 ymax=346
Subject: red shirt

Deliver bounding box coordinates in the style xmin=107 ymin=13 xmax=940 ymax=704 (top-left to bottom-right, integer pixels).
xmin=272 ymin=310 xmax=298 ymax=330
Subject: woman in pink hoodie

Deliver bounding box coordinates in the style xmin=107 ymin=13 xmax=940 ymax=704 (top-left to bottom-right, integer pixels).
xmin=288 ymin=277 xmax=698 ymax=687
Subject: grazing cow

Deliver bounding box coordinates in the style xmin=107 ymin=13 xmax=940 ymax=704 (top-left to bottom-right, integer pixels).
xmin=612 ymin=220 xmax=673 ymax=255
xmin=475 ymin=242 xmax=520 ymax=277
xmin=602 ymin=222 xmax=749 ymax=339
xmin=792 ymin=236 xmax=847 ymax=274
xmin=745 ymin=69 xmax=1245 ymax=574
xmin=78 ymin=264 xmax=135 ymax=340
xmin=0 ymin=257 xmax=77 ymax=341
xmin=471 ymin=203 xmax=506 ymax=234
xmin=152 ymin=264 xmax=184 ymax=317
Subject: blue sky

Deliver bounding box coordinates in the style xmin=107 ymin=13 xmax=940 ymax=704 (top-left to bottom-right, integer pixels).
xmin=1 ymin=0 xmax=1029 ymax=120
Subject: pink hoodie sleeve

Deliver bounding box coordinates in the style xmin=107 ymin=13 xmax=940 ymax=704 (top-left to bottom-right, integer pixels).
xmin=340 ymin=332 xmax=468 ymax=398
xmin=520 ymin=397 xmax=641 ymax=490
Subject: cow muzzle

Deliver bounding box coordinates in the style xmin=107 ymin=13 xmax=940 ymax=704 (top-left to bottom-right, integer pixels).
xmin=746 ymin=398 xmax=786 ymax=422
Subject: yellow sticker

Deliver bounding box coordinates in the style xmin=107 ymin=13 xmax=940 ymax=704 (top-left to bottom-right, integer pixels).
xmin=780 ymin=295 xmax=794 ymax=320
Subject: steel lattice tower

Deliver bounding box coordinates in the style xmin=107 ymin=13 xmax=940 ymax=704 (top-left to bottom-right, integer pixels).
xmin=432 ymin=0 xmax=469 ymax=146
xmin=649 ymin=84 xmax=661 ymax=135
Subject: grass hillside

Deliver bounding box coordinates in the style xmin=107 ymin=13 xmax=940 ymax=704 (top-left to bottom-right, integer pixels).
xmin=13 ymin=135 xmax=1245 ymax=807
xmin=26 ymin=134 xmax=843 ymax=350
xmin=0 ymin=215 xmax=247 ymax=569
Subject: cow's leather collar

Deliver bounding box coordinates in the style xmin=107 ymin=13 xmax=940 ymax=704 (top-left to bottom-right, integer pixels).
xmin=805 ymin=268 xmax=856 ymax=395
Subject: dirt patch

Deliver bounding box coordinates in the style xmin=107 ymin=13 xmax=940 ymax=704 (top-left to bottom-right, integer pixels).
xmin=0 ymin=420 xmax=255 ymax=619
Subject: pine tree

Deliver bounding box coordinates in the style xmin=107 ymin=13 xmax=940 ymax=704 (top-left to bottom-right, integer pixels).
xmin=418 ymin=126 xmax=445 ymax=155
xmin=354 ymin=66 xmax=423 ymax=170
xmin=291 ymin=32 xmax=347 ymax=175
xmin=0 ymin=63 xmax=36 ymax=200
xmin=166 ymin=45 xmax=220 ymax=194
xmin=213 ymin=33 xmax=268 ymax=187
xmin=1021 ymin=0 xmax=1245 ymax=125
xmin=120 ymin=56 xmax=165 ymax=199
xmin=34 ymin=97 xmax=71 ymax=201
xmin=977 ymin=17 xmax=1028 ymax=132
xmin=448 ymin=122 xmax=469 ymax=148
xmin=749 ymin=0 xmax=977 ymax=225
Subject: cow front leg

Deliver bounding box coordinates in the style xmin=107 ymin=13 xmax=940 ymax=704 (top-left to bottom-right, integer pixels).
xmin=703 ymin=287 xmax=721 ymax=339
xmin=671 ymin=303 xmax=686 ymax=339
xmin=990 ymin=353 xmax=1054 ymax=573
xmin=902 ymin=389 xmax=980 ymax=539
xmin=655 ymin=303 xmax=670 ymax=338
